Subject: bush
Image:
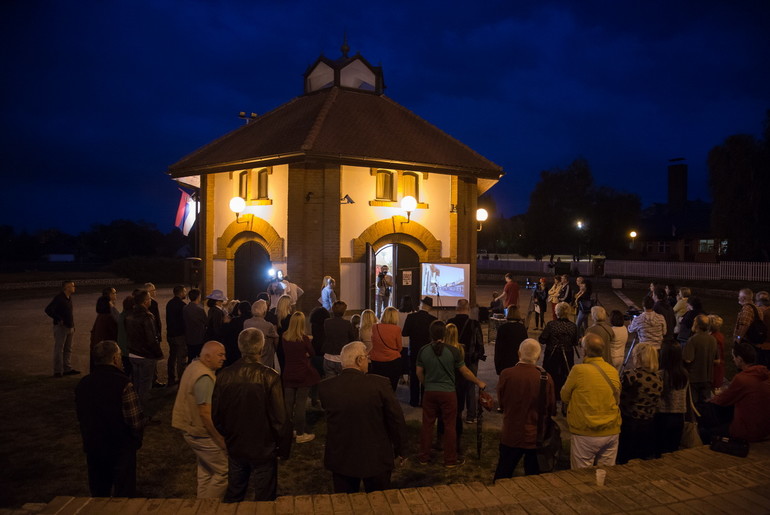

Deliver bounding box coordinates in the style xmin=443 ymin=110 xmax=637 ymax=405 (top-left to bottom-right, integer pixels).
xmin=106 ymin=256 xmax=185 ymax=284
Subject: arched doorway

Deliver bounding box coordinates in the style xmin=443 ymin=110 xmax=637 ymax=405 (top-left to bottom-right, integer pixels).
xmin=234 ymin=241 xmax=272 ymax=303
xmin=372 ymin=243 xmax=420 ymax=312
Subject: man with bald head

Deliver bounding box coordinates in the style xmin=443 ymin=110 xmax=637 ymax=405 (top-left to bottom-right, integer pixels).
xmin=172 ymin=341 xmax=228 ymax=498
xmin=561 ymin=333 xmax=621 ymax=469
xmin=494 ymin=339 xmax=555 ymax=479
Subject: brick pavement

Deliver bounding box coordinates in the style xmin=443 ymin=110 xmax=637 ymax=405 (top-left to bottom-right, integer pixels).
xmin=17 ymin=441 xmax=770 ymax=514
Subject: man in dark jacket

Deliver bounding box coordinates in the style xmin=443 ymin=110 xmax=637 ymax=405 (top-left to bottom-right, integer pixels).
xmin=318 ymin=341 xmax=407 ymax=493
xmin=447 ymin=298 xmax=485 ymax=422
xmin=75 ymin=340 xmax=144 ymax=497
xmin=322 ymin=301 xmax=356 ymax=377
xmin=212 ymin=328 xmax=292 ymax=502
xmin=402 ymin=297 xmax=437 ymax=406
xmin=166 ymin=285 xmax=188 ymax=386
xmin=125 ymin=290 xmax=162 ymax=417
xmin=45 ymin=280 xmax=79 ymax=377
xmin=183 ymin=289 xmax=207 ymax=362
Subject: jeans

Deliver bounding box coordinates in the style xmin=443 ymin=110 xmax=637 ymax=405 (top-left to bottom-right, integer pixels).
xmin=323 ymin=358 xmax=342 ymax=378
xmin=370 ymin=358 xmax=402 ymax=391
xmin=129 ymin=357 xmax=158 ymax=415
xmin=409 ymin=353 xmax=425 ymax=407
xmin=690 ymin=382 xmax=712 ymax=404
xmin=183 ymin=434 xmax=228 ymax=499
xmin=86 ymin=448 xmax=137 ymax=497
xmin=53 ymin=324 xmax=74 ymax=374
xmin=493 ymin=444 xmax=539 ymax=480
xmin=420 ymin=391 xmax=458 ymax=465
xmin=284 ymin=386 xmax=310 ymax=434
xmin=375 ymin=294 xmax=390 ymax=319
xmin=618 ymin=416 xmax=655 ymax=464
xmin=167 ymin=335 xmax=187 ymax=384
xmin=332 ymin=471 xmax=391 ymax=493
xmin=654 ymin=412 xmax=684 ymax=456
xmin=224 ymin=457 xmax=277 ymax=502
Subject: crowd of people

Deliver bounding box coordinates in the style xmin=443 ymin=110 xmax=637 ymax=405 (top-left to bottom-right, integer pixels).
xmin=53 ymin=273 xmax=770 ymax=501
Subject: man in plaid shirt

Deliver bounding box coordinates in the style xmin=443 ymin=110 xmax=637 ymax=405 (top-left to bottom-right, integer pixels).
xmin=76 ymin=340 xmax=144 ymax=497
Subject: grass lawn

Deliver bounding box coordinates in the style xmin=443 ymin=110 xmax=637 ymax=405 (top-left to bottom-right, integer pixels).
xmin=0 ymin=369 xmax=562 ymax=509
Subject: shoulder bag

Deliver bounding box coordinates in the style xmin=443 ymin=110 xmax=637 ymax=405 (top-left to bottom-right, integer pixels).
xmin=680 ymin=382 xmax=702 ymax=449
xmin=588 ymin=361 xmax=620 ymax=404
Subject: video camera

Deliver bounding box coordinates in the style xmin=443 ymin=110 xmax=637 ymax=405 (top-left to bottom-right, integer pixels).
xmin=624 ymin=308 xmax=641 ymax=320
xmin=524 ymin=278 xmax=537 ymax=290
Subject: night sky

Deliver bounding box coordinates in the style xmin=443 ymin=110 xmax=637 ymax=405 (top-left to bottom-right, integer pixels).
xmin=2 ymin=0 xmax=769 ymax=234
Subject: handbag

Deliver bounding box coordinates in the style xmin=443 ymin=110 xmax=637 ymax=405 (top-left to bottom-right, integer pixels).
xmin=535 ymin=367 xmax=561 ymax=472
xmin=710 ymin=435 xmax=749 ymax=457
xmin=680 ymin=383 xmax=702 ymax=449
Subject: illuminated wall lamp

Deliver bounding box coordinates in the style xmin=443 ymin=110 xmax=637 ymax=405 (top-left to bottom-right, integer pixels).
xmin=476 ymin=208 xmax=488 ymax=231
xmin=401 ymin=195 xmax=417 ymax=222
xmin=230 ymin=196 xmax=246 ymax=221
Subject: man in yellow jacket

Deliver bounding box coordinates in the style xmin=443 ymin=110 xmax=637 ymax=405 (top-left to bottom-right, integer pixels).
xmin=561 ymin=333 xmax=622 ymax=468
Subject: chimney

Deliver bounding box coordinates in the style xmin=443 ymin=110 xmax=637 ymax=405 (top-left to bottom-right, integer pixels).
xmin=668 ymin=158 xmax=687 ymax=208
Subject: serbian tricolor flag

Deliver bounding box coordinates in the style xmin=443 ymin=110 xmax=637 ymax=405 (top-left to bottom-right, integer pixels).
xmin=175 ymin=188 xmax=197 ymax=236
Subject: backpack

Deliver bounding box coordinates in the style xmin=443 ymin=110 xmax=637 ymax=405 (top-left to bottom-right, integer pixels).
xmin=744 ymin=305 xmax=768 ymax=345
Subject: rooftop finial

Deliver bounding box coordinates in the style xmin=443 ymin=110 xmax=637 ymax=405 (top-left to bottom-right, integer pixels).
xmin=341 ymin=31 xmax=349 ymax=58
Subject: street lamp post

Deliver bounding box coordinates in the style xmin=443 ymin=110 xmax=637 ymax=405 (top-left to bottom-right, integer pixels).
xmin=629 ymin=230 xmax=637 ymax=250
xmin=575 ymin=220 xmax=584 ymax=261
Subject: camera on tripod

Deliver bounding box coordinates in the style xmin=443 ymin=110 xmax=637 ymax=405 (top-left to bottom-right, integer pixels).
xmin=524 ymin=277 xmax=537 ymax=290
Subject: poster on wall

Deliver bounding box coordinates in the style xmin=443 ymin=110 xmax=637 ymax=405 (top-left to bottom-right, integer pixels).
xmin=402 ymin=270 xmax=412 ymax=285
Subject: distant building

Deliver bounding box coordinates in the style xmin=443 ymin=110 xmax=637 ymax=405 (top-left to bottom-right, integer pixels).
xmin=633 ymin=160 xmax=721 ymax=262
xmin=168 ymin=48 xmax=502 ymax=310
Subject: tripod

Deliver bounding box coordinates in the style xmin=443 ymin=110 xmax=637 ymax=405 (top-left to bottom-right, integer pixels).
xmin=525 ymin=292 xmax=536 ymax=330
xmin=623 ymin=332 xmax=639 ymax=371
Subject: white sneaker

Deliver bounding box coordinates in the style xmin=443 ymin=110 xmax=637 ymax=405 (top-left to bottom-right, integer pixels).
xmin=295 ymin=433 xmax=315 ymax=443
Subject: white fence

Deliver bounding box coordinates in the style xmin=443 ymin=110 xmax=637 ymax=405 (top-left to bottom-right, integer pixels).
xmin=478 ymin=259 xmax=592 ymax=276
xmin=603 ymin=260 xmax=770 ymax=282
xmin=478 ymin=259 xmax=770 ymax=282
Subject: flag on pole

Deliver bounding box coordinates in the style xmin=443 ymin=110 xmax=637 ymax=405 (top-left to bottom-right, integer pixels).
xmin=175 ymin=188 xmax=197 ymax=236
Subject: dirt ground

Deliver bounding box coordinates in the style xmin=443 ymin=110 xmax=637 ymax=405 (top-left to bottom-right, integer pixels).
xmin=0 ymin=278 xmax=631 ymax=433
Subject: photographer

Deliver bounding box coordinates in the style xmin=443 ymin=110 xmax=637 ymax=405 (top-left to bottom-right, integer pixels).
xmin=376 ymin=266 xmax=393 ymax=318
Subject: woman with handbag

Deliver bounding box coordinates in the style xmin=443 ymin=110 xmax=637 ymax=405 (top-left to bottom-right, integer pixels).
xmin=617 ymin=343 xmax=663 ymax=464
xmin=654 ymin=343 xmax=689 ymax=455
xmin=370 ymin=307 xmax=404 ymax=391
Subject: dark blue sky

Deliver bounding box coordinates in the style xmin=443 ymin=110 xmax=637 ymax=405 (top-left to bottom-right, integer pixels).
xmin=2 ymin=0 xmax=769 ymax=233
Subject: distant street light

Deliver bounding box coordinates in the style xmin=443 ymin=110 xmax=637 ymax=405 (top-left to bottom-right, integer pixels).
xmin=629 ymin=230 xmax=638 ymax=250
xmin=575 ymin=220 xmax=585 ymax=260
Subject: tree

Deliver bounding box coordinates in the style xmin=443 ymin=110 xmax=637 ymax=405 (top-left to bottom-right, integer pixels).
xmin=708 ymin=111 xmax=770 ymax=261
xmin=520 ymin=158 xmax=640 ymax=259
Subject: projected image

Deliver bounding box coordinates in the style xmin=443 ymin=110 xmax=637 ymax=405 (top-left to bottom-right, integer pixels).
xmin=421 ymin=263 xmax=470 ymax=304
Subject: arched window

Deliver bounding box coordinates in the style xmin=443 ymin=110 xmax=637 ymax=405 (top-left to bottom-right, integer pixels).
xmin=376 ymin=170 xmax=395 ymax=201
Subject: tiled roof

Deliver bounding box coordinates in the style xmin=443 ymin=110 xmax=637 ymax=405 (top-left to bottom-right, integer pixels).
xmin=168 ymin=87 xmax=503 ymax=181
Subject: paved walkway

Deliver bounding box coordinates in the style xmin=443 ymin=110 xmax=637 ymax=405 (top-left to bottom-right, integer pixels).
xmin=20 ymin=441 xmax=770 ymax=514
